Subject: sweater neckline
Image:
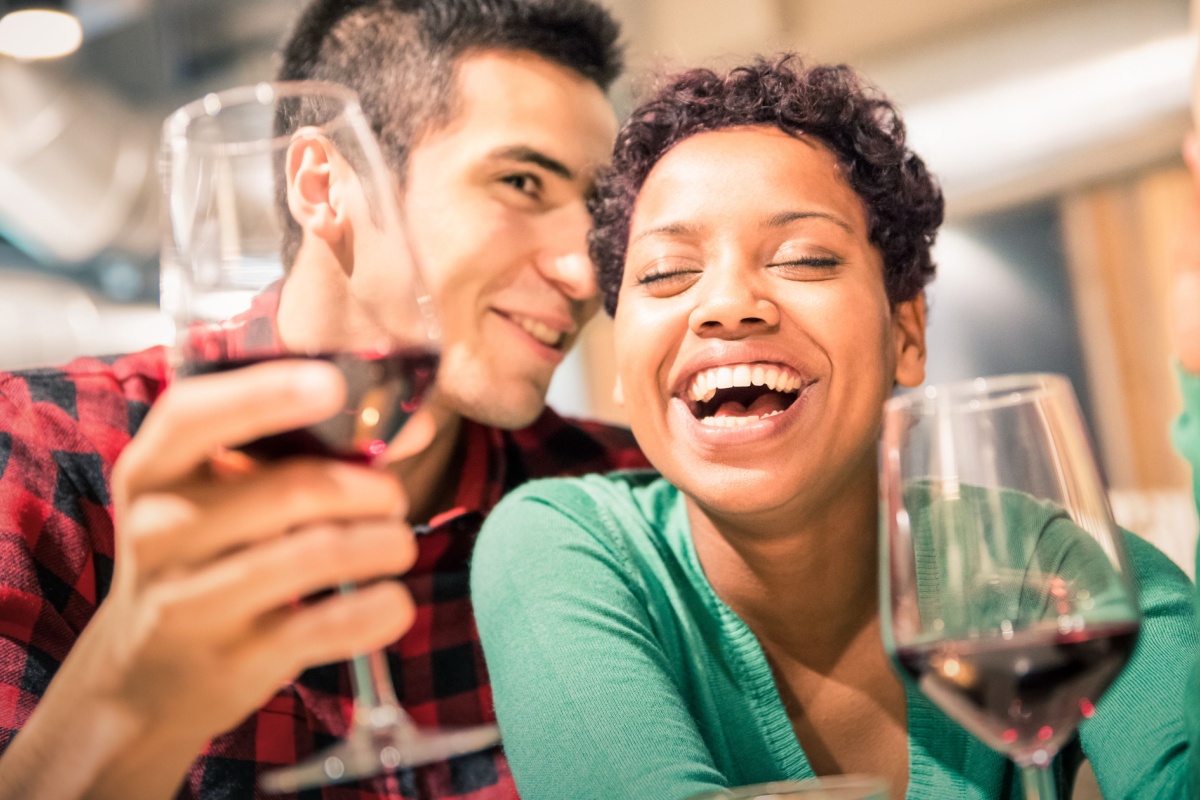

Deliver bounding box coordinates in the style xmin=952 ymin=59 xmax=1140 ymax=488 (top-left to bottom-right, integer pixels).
xmin=660 ymin=482 xmax=1004 ymax=798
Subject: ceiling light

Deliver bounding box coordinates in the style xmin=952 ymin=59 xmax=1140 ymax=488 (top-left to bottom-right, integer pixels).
xmin=0 ymin=8 xmax=83 ymax=60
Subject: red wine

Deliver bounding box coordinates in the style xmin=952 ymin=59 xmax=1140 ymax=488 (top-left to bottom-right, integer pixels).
xmin=896 ymin=621 xmax=1138 ymax=764
xmin=179 ymin=349 xmax=439 ymax=463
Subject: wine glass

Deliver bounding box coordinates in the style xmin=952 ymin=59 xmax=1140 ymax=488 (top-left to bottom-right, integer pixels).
xmin=160 ymin=80 xmax=500 ymax=792
xmin=879 ymin=373 xmax=1140 ymax=800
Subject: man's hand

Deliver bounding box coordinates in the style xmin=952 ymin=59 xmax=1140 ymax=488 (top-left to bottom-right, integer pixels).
xmin=1174 ymin=134 xmax=1200 ymax=375
xmin=0 ymin=359 xmax=423 ymax=800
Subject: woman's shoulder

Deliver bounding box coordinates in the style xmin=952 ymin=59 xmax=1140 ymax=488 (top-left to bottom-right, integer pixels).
xmin=490 ymin=468 xmax=674 ymax=532
xmin=1120 ymin=529 xmax=1194 ymax=603
xmin=476 ymin=469 xmax=676 ymax=564
xmin=472 ymin=469 xmax=685 ymax=611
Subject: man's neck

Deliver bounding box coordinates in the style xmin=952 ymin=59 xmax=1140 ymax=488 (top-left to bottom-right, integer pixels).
xmin=276 ymin=263 xmax=467 ymax=525
xmin=389 ymin=402 xmax=465 ymax=525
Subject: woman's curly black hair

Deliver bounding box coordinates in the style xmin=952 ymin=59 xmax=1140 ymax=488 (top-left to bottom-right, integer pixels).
xmin=588 ymin=55 xmax=944 ymax=316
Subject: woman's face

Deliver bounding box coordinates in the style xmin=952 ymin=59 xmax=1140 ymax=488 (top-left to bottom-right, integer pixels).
xmin=613 ymin=126 xmax=927 ymax=519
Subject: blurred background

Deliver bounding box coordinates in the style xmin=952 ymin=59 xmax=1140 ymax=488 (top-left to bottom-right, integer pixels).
xmin=1 ymin=0 xmax=1196 ymax=572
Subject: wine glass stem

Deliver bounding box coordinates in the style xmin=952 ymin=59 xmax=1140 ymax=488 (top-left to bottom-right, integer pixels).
xmin=1021 ymin=765 xmax=1057 ymax=800
xmin=339 ymin=583 xmax=411 ymax=732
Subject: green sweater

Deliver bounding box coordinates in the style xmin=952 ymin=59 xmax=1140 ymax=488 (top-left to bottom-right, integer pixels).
xmin=1173 ymin=366 xmax=1200 ymax=558
xmin=1173 ymin=365 xmax=1200 ymax=795
xmin=473 ymin=472 xmax=1197 ymax=800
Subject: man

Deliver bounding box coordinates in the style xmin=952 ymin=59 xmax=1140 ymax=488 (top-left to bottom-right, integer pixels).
xmin=0 ymin=1 xmax=642 ymax=797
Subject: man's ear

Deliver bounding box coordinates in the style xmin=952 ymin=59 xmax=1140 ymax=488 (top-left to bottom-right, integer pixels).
xmin=285 ymin=132 xmax=345 ymax=243
xmin=892 ymin=292 xmax=928 ymax=388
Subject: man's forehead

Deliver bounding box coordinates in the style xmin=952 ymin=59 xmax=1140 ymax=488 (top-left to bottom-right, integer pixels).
xmin=422 ymin=49 xmax=616 ymax=165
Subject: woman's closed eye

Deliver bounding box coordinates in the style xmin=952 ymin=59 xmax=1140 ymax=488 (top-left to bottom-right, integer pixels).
xmin=768 ymin=254 xmax=843 ymax=278
xmin=635 ymin=262 xmax=702 ymax=295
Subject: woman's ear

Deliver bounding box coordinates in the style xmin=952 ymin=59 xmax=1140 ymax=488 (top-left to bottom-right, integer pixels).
xmin=285 ymin=132 xmax=345 ymax=244
xmin=892 ymin=292 xmax=928 ymax=388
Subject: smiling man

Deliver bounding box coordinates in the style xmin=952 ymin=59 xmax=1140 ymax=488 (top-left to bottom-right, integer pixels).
xmin=0 ymin=2 xmax=645 ymax=798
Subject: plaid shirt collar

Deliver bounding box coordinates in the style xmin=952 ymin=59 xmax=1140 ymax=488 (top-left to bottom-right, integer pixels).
xmin=427 ymin=421 xmax=510 ymax=530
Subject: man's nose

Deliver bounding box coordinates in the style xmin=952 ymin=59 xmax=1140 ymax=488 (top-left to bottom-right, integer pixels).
xmin=535 ymin=202 xmax=598 ymax=301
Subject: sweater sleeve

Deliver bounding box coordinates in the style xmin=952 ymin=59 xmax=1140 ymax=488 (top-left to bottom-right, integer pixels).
xmin=1173 ymin=366 xmax=1200 ymax=800
xmin=1078 ymin=531 xmax=1197 ymax=799
xmin=1172 ymin=365 xmax=1200 ymax=522
xmin=471 ymin=479 xmax=726 ymax=800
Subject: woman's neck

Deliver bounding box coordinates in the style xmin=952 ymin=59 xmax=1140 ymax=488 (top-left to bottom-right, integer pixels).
xmin=687 ymin=460 xmax=881 ymax=662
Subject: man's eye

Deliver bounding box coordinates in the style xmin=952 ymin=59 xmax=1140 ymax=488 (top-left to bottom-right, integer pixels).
xmin=501 ymin=173 xmax=542 ymax=197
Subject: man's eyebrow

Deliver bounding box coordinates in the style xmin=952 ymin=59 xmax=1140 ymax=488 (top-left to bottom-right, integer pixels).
xmin=629 ymin=222 xmax=700 ymax=247
xmin=488 ymin=145 xmax=574 ymax=181
xmin=765 ymin=210 xmax=854 ymax=233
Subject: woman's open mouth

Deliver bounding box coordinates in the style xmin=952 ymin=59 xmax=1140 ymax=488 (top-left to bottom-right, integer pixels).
xmin=684 ymin=362 xmax=807 ymax=428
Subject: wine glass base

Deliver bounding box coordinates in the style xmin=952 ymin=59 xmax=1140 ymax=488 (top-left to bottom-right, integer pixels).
xmin=258 ymin=721 xmax=501 ymax=793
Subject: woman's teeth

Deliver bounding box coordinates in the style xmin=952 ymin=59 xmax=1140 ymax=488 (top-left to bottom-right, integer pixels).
xmin=688 ymin=362 xmax=803 ymax=403
xmin=700 ymin=408 xmax=786 ymax=427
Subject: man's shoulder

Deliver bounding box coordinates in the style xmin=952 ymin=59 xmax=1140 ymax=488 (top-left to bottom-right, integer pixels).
xmin=508 ymin=407 xmax=649 ymax=480
xmin=0 ymin=346 xmax=170 ymax=452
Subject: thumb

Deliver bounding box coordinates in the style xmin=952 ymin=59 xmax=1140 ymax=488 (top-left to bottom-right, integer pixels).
xmin=375 ymin=407 xmax=438 ymax=466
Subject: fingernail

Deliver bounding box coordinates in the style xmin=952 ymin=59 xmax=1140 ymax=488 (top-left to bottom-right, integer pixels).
xmin=294 ymin=362 xmax=345 ymax=407
xmin=294 ymin=360 xmax=340 ymax=396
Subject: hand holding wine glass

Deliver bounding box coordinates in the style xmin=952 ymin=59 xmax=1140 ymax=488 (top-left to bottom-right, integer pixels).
xmin=160 ymin=81 xmax=499 ymax=792
xmin=880 ymin=374 xmax=1141 ymax=800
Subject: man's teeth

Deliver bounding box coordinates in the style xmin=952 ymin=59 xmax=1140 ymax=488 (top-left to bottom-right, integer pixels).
xmin=688 ymin=363 xmax=803 ymax=403
xmin=700 ymin=409 xmax=786 ymax=427
xmin=512 ymin=315 xmax=563 ymax=347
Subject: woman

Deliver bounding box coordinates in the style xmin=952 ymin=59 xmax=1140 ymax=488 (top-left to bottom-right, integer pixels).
xmin=472 ymin=57 xmax=1196 ymax=799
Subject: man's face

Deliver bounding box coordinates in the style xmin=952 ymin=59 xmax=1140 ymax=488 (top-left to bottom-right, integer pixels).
xmin=392 ymin=50 xmax=618 ymax=429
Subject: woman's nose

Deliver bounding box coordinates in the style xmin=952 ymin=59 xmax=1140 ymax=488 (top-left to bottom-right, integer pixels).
xmin=688 ymin=259 xmax=779 ymax=336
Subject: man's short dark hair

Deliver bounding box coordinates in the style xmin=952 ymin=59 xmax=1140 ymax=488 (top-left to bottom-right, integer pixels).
xmin=276 ymin=0 xmax=624 ymax=265
xmin=589 ymin=55 xmax=943 ymax=315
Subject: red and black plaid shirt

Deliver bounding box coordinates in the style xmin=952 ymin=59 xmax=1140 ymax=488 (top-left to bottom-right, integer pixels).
xmin=0 ymin=345 xmax=646 ymax=798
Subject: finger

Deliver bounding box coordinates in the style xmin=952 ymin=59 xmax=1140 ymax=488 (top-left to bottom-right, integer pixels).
xmin=1175 ymin=137 xmax=1200 ymax=279
xmin=115 ymin=359 xmax=347 ymax=496
xmin=245 ymin=581 xmax=416 ymax=682
xmin=375 ymin=407 xmax=437 ymax=467
xmin=166 ymin=519 xmax=418 ymax=640
xmin=1174 ymin=270 xmax=1200 ymax=372
xmin=1184 ymin=133 xmax=1200 ymax=190
xmin=125 ymin=459 xmax=406 ymax=573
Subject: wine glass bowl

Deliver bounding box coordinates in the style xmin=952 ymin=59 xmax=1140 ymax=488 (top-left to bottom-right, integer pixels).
xmin=879 ymin=374 xmax=1140 ymax=799
xmin=159 ymin=80 xmax=497 ymax=792
xmin=161 ymin=81 xmax=440 ymax=466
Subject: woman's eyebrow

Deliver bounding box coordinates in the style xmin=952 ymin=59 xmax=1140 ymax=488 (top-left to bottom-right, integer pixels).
xmin=628 ymin=222 xmax=701 ymax=248
xmin=486 ymin=145 xmax=574 ymax=181
xmin=765 ymin=210 xmax=853 ymax=233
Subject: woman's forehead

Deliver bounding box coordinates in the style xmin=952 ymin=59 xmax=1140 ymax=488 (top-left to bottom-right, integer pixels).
xmin=628 ymin=127 xmax=865 ymax=238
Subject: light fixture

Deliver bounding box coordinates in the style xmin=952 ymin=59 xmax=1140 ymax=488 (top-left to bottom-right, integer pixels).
xmin=0 ymin=2 xmax=83 ymax=60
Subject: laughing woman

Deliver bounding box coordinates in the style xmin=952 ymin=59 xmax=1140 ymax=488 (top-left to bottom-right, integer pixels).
xmin=471 ymin=57 xmax=1196 ymax=800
